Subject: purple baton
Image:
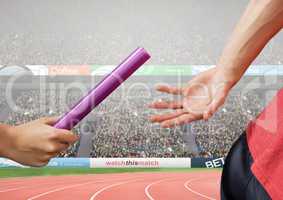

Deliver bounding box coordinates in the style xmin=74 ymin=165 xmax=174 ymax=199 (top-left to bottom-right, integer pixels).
xmin=54 ymin=47 xmax=150 ymax=130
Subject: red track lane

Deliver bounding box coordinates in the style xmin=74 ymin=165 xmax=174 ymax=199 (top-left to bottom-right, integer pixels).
xmin=184 ymin=176 xmax=220 ymax=199
xmin=0 ymin=176 xmax=96 ymax=189
xmin=146 ymin=172 xmax=220 ymax=200
xmin=30 ymin=175 xmax=146 ymax=200
xmin=0 ymin=171 xmax=221 ymax=200
xmin=89 ymin=173 xmax=172 ymax=200
xmin=0 ymin=176 xmax=99 ymax=199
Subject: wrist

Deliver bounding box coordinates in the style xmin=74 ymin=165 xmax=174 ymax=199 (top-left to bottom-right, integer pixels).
xmin=215 ymin=65 xmax=243 ymax=87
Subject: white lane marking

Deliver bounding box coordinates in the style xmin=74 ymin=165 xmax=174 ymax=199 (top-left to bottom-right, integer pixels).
xmin=0 ymin=186 xmax=27 ymax=193
xmin=0 ymin=179 xmax=92 ymax=194
xmin=27 ymin=181 xmax=97 ymax=200
xmin=184 ymin=178 xmax=216 ymax=200
xmin=89 ymin=179 xmax=139 ymax=200
xmin=0 ymin=178 xmax=87 ymax=193
xmin=145 ymin=179 xmax=171 ymax=200
xmin=0 ymin=178 xmax=104 ymax=194
xmin=5 ymin=175 xmax=142 ymax=198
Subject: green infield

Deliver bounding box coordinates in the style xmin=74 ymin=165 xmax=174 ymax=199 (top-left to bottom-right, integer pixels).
xmin=0 ymin=168 xmax=221 ymax=178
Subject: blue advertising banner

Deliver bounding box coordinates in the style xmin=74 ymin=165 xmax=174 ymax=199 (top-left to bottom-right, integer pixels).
xmin=47 ymin=158 xmax=90 ymax=168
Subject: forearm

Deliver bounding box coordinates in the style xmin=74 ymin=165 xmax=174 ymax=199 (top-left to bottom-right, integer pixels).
xmin=218 ymin=0 xmax=283 ymax=81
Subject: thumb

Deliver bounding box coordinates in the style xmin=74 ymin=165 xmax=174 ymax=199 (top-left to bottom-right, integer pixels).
xmin=203 ymin=84 xmax=230 ymax=120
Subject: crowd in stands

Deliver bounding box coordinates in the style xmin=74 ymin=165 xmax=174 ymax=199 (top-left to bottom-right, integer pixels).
xmin=0 ymin=85 xmax=264 ymax=158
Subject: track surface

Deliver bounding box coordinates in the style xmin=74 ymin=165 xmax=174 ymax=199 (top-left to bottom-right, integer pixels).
xmin=0 ymin=171 xmax=221 ymax=200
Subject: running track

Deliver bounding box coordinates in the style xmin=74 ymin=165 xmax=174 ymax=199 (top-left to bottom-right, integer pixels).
xmin=0 ymin=171 xmax=221 ymax=200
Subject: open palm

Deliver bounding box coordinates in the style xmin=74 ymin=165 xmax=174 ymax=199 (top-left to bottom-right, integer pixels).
xmin=149 ymin=67 xmax=235 ymax=128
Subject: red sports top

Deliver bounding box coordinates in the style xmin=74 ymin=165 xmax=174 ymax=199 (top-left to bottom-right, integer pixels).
xmin=247 ymin=88 xmax=283 ymax=200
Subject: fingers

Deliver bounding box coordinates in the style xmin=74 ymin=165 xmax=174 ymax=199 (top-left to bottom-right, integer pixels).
xmin=149 ymin=100 xmax=183 ymax=109
xmin=36 ymin=117 xmax=78 ymax=144
xmin=27 ymin=142 xmax=69 ymax=167
xmin=150 ymin=109 xmax=187 ymax=123
xmin=160 ymin=113 xmax=202 ymax=128
xmin=156 ymin=85 xmax=183 ymax=95
xmin=52 ymin=129 xmax=79 ymax=144
xmin=45 ymin=142 xmax=69 ymax=155
xmin=40 ymin=134 xmax=75 ymax=166
xmin=34 ymin=142 xmax=69 ymax=167
xmin=29 ymin=159 xmax=50 ymax=167
xmin=38 ymin=116 xmax=59 ymax=125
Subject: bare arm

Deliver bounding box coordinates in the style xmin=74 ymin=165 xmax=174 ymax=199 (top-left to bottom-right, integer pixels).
xmin=150 ymin=0 xmax=283 ymax=127
xmin=219 ymin=0 xmax=283 ymax=81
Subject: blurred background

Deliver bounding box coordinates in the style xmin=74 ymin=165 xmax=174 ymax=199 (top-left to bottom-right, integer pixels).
xmin=0 ymin=0 xmax=282 ymax=159
xmin=0 ymin=0 xmax=282 ymax=65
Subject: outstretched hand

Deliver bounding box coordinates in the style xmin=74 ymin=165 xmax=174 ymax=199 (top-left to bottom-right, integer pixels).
xmin=149 ymin=67 xmax=238 ymax=128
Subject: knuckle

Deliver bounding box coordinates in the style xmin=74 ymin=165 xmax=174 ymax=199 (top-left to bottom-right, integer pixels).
xmin=48 ymin=131 xmax=60 ymax=139
xmin=45 ymin=144 xmax=58 ymax=153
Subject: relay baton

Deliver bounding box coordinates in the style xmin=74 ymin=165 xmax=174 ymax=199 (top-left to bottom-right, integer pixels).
xmin=54 ymin=47 xmax=150 ymax=130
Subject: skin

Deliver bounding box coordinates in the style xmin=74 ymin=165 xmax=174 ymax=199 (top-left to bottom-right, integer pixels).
xmin=0 ymin=117 xmax=78 ymax=167
xmin=150 ymin=0 xmax=283 ymax=128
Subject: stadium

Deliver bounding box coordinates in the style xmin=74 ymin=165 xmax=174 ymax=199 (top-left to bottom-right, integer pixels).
xmin=0 ymin=64 xmax=281 ymax=199
xmin=0 ymin=0 xmax=283 ymax=199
